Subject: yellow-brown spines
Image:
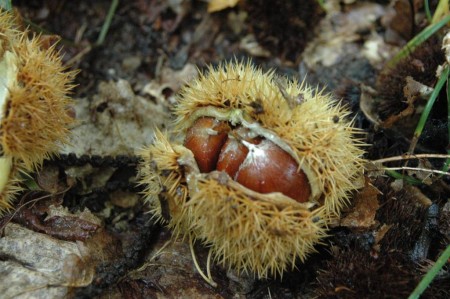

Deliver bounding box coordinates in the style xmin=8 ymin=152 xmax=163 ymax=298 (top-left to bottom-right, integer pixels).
xmin=186 ymin=173 xmax=327 ymax=277
xmin=0 ymin=11 xmax=20 ymax=55
xmin=0 ymin=157 xmax=23 ymax=214
xmin=174 ymin=61 xmax=366 ymax=216
xmin=0 ymin=10 xmax=77 ymax=215
xmin=138 ymin=130 xmax=191 ymax=236
xmin=1 ymin=34 xmax=77 ymax=170
xmin=139 ymin=61 xmax=366 ymax=278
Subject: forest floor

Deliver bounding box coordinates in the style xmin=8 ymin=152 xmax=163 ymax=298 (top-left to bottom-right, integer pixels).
xmin=1 ymin=0 xmax=449 ymax=298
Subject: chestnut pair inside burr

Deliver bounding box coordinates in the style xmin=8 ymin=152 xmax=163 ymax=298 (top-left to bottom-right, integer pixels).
xmin=184 ymin=117 xmax=311 ymax=203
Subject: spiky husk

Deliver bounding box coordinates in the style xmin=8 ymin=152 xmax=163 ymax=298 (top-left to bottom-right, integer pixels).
xmin=138 ymin=130 xmax=191 ymax=237
xmin=174 ymin=61 xmax=365 ymax=216
xmin=0 ymin=157 xmax=23 ymax=215
xmin=0 ymin=11 xmax=21 ymax=57
xmin=186 ymin=174 xmax=327 ymax=277
xmin=139 ymin=61 xmax=366 ymax=278
xmin=139 ymin=131 xmax=328 ymax=277
xmin=0 ymin=12 xmax=77 ymax=170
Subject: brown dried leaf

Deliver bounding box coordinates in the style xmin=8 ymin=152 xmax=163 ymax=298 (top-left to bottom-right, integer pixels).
xmin=36 ymin=165 xmax=64 ymax=194
xmin=128 ymin=231 xmax=225 ymax=298
xmin=208 ymin=0 xmax=240 ymax=13
xmin=0 ymin=223 xmax=94 ymax=298
xmin=403 ymin=76 xmax=434 ymax=102
xmin=360 ymin=85 xmax=382 ymax=126
xmin=340 ymin=180 xmax=381 ymax=230
xmin=387 ymin=0 xmax=415 ymax=41
xmin=403 ymin=185 xmax=433 ymax=207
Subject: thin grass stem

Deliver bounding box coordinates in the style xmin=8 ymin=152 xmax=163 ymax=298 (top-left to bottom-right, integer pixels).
xmin=408 ymin=66 xmax=449 ymax=154
xmin=373 ymin=153 xmax=450 ymax=164
xmin=408 ymin=244 xmax=450 ymax=299
xmin=442 ymin=75 xmax=450 ymax=172
xmin=424 ymin=0 xmax=432 ymax=22
xmin=388 ymin=15 xmax=450 ymax=68
xmin=96 ymin=0 xmax=119 ymax=46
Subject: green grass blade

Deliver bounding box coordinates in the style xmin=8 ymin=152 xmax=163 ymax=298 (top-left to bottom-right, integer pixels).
xmin=385 ymin=169 xmax=423 ymax=185
xmin=408 ymin=66 xmax=450 ymax=154
xmin=431 ymin=0 xmax=450 ymax=24
xmin=96 ymin=0 xmax=120 ymax=46
xmin=424 ymin=0 xmax=432 ymax=22
xmin=443 ymin=75 xmax=450 ymax=172
xmin=388 ymin=14 xmax=450 ymax=68
xmin=408 ymin=244 xmax=450 ymax=299
xmin=0 ymin=0 xmax=12 ymax=11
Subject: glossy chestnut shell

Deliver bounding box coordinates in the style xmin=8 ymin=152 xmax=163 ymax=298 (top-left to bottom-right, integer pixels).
xmin=185 ymin=117 xmax=311 ymax=203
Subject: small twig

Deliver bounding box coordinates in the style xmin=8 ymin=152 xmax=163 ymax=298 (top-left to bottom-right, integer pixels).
xmin=275 ymin=78 xmax=296 ymax=109
xmin=372 ymin=153 xmax=450 ymax=164
xmin=383 ymin=166 xmax=450 ymax=177
xmin=128 ymin=240 xmax=172 ymax=275
xmin=206 ymin=248 xmax=214 ymax=284
xmin=65 ymin=45 xmax=92 ymax=67
xmin=0 ymin=186 xmax=72 ymax=231
xmin=189 ymin=234 xmax=217 ymax=287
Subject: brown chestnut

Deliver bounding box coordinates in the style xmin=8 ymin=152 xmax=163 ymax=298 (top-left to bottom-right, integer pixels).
xmin=186 ymin=119 xmax=310 ymax=203
xmin=216 ymin=127 xmax=260 ymax=178
xmin=234 ymin=139 xmax=311 ymax=203
xmin=184 ymin=117 xmax=230 ymax=173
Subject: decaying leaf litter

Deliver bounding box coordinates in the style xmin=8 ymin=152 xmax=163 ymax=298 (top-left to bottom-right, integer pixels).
xmin=0 ymin=1 xmax=449 ymax=298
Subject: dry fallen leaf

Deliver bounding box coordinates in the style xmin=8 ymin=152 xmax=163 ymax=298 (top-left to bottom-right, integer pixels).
xmin=340 ymin=179 xmax=381 ymax=230
xmin=207 ymin=0 xmax=240 ymax=13
xmin=0 ymin=223 xmax=94 ymax=298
